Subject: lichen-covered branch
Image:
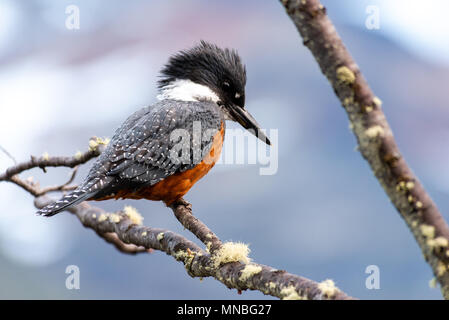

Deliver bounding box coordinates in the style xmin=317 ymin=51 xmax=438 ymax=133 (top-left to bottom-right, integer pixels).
xmin=280 ymin=0 xmax=449 ymax=298
xmin=1 ymin=139 xmax=355 ymax=300
xmin=33 ymin=195 xmax=353 ymax=300
xmin=0 ymin=137 xmax=108 ymax=181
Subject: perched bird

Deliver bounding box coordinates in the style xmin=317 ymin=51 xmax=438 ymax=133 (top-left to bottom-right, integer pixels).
xmin=37 ymin=41 xmax=270 ymax=217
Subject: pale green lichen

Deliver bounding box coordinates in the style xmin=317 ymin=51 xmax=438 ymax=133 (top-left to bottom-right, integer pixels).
xmin=174 ymin=248 xmax=196 ymax=272
xmin=427 ymin=236 xmax=449 ymax=250
xmin=212 ymin=242 xmax=250 ymax=268
xmin=429 ymin=277 xmax=437 ymax=288
xmin=365 ymin=105 xmax=373 ymax=113
xmin=98 ymin=214 xmax=107 ymax=222
xmin=109 ymin=213 xmax=121 ymax=223
xmin=373 ymin=96 xmax=383 ymax=107
xmin=343 ymin=96 xmax=354 ymax=106
xmin=92 ymin=214 xmax=96 ymax=219
xmin=206 ymin=241 xmax=213 ymax=253
xmin=318 ymin=279 xmax=339 ymax=298
xmin=280 ymin=285 xmax=306 ymax=300
xmin=42 ymin=152 xmax=49 ymax=161
xmin=420 ymin=224 xmax=435 ymax=239
xmin=123 ymin=205 xmax=143 ymax=225
xmin=89 ymin=137 xmax=110 ymax=152
xmin=436 ymin=261 xmax=447 ymax=276
xmin=365 ymin=125 xmax=384 ymax=138
xmin=174 ymin=250 xmax=189 ymax=261
xmin=240 ymin=264 xmax=262 ymax=282
xmin=89 ymin=140 xmax=98 ymax=151
xmin=336 ymin=66 xmax=356 ymax=84
xmin=416 ymin=201 xmax=423 ymax=209
xmin=406 ymin=181 xmax=415 ymax=190
xmin=74 ymin=151 xmax=82 ymax=160
xmin=141 ymin=231 xmax=147 ymax=237
xmin=157 ymin=232 xmax=164 ymax=242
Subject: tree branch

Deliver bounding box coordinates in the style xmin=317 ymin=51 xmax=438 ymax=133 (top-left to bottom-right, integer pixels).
xmin=0 ymin=145 xmax=17 ymax=165
xmin=280 ymin=0 xmax=449 ymax=298
xmin=37 ymin=166 xmax=79 ymax=195
xmin=1 ymin=139 xmax=355 ymax=299
xmin=32 ymin=195 xmax=353 ymax=300
xmin=0 ymin=137 xmax=107 ymax=181
xmin=170 ymin=199 xmax=223 ymax=253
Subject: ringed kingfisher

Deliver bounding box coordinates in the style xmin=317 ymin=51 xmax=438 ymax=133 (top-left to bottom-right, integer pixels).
xmin=37 ymin=41 xmax=270 ymax=217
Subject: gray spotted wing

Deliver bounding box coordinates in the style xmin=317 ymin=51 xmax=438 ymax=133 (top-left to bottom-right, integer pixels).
xmin=86 ymin=99 xmax=223 ymax=198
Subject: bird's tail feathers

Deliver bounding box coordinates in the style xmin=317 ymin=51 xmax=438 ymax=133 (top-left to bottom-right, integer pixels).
xmin=36 ymin=187 xmax=94 ymax=217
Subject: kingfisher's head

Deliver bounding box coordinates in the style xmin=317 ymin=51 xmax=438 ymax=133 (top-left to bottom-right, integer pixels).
xmin=158 ymin=40 xmax=270 ymax=145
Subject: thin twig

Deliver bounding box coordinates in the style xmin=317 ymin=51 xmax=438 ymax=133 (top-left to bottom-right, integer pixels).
xmin=0 ymin=145 xmax=17 ymax=164
xmin=37 ymin=166 xmax=79 ymax=196
xmin=9 ymin=175 xmax=40 ymax=197
xmin=0 ymin=137 xmax=107 ymax=181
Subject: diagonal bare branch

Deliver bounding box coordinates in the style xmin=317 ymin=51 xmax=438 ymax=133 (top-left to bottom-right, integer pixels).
xmin=280 ymin=0 xmax=449 ymax=298
xmin=0 ymin=145 xmax=17 ymax=164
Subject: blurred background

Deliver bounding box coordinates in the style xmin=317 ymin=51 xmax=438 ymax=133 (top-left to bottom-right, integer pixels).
xmin=1 ymin=0 xmax=449 ymax=299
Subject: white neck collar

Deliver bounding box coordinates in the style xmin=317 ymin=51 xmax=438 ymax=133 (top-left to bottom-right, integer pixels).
xmin=157 ymin=79 xmax=219 ymax=103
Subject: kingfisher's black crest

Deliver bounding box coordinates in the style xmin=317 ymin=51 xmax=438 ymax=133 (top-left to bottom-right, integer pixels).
xmin=158 ymin=40 xmax=246 ymax=108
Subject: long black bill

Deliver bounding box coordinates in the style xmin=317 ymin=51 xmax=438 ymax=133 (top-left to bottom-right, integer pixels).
xmin=229 ymin=104 xmax=271 ymax=146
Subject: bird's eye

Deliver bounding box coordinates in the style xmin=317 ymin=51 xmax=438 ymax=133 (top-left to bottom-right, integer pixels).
xmin=223 ymin=81 xmax=230 ymax=87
